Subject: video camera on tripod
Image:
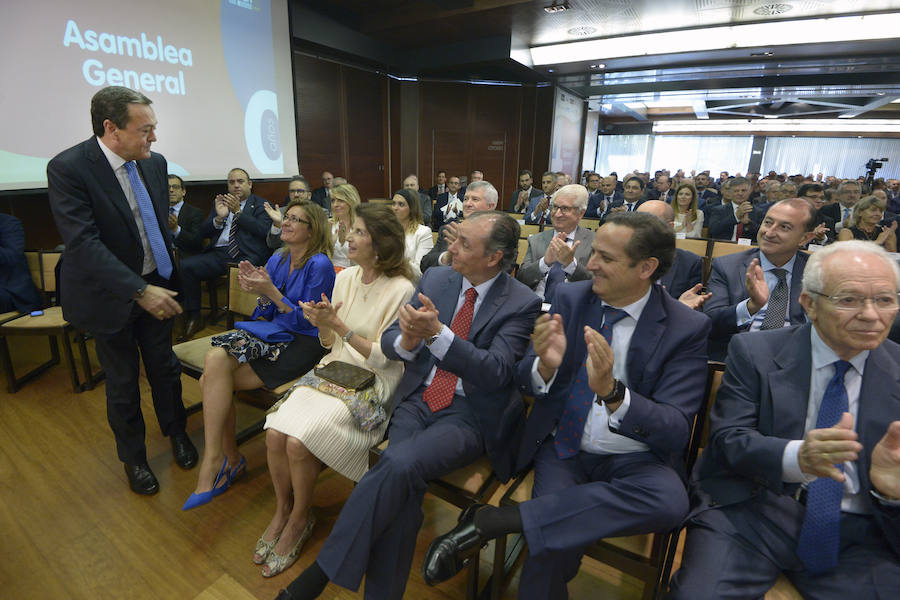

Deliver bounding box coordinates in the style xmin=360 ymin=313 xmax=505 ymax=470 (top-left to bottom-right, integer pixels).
xmin=865 ymin=157 xmax=888 ymax=189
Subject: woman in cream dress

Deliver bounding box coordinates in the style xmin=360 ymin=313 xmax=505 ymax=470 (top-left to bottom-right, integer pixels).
xmin=254 ymin=204 xmax=415 ymax=577
xmin=392 ymin=188 xmax=434 ymax=280
xmin=673 ymin=182 xmax=704 ymax=238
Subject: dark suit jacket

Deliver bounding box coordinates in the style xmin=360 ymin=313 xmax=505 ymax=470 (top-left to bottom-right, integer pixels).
xmin=691 ymin=324 xmax=900 ymax=559
xmin=0 ymin=213 xmax=43 ymax=312
xmin=428 ymin=185 xmax=446 ymax=202
xmin=432 ymin=192 xmax=464 ymax=230
xmin=708 ymin=202 xmax=759 ymax=241
xmin=311 ymin=187 xmax=331 ymax=214
xmin=821 ymin=202 xmax=854 ymax=228
xmin=586 ymin=191 xmax=623 ymax=220
xmin=46 ymin=137 xmax=178 ymax=335
xmin=515 ymin=282 xmax=711 ymax=475
xmin=200 ymin=193 xmax=272 ymax=267
xmin=510 ymin=187 xmax=543 ymax=213
xmin=382 ymin=266 xmax=541 ymax=481
xmin=172 ymin=201 xmax=204 ymax=256
xmin=703 ymin=248 xmax=808 ymax=361
xmin=524 ymin=194 xmax=552 ymax=225
xmin=417 ymin=191 xmax=433 ymax=231
xmin=659 ymin=248 xmax=702 ymax=300
xmin=515 ymin=226 xmax=594 ymax=292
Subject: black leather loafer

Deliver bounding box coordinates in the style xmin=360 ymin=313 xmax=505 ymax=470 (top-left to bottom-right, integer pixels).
xmin=171 ymin=432 xmax=198 ymax=469
xmin=422 ymin=503 xmax=490 ymax=586
xmin=183 ymin=316 xmax=203 ymax=340
xmin=124 ymin=462 xmax=159 ymax=495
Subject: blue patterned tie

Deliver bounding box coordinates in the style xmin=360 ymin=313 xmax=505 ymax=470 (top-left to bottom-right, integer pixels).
xmin=554 ymin=305 xmax=627 ymax=459
xmin=796 ymin=360 xmax=851 ymax=574
xmin=124 ymin=161 xmax=172 ymax=280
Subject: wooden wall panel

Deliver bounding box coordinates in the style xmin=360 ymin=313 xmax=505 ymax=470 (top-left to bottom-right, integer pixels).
xmin=294 ymin=54 xmax=344 ymax=186
xmin=344 ymin=69 xmax=387 ymax=200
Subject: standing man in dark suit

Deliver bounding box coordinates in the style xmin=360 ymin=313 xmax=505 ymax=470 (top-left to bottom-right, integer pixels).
xmin=510 ymin=169 xmax=544 ymax=213
xmin=422 ymin=213 xmax=711 ymax=598
xmin=279 ymin=211 xmax=541 ymax=600
xmin=166 ymin=174 xmax=204 ymax=257
xmin=428 ymin=169 xmax=447 ymax=203
xmin=637 ymin=200 xmax=706 ymax=306
xmin=46 ymin=86 xmax=197 ymax=494
xmin=433 ymin=175 xmax=464 ymax=230
xmin=310 ymin=170 xmax=333 ymax=215
xmin=524 ymin=171 xmax=559 ymax=225
xmin=517 ymin=184 xmax=595 ymax=301
xmin=670 ymin=241 xmax=900 ymax=599
xmin=704 ymin=198 xmax=816 ymax=361
xmin=180 ymin=168 xmax=272 ymax=338
xmin=708 ymin=177 xmax=757 ymax=241
xmin=586 ymin=175 xmax=624 ymax=220
xmin=0 ymin=212 xmax=43 ymax=313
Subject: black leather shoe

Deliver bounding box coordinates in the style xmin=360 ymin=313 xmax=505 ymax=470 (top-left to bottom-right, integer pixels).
xmin=422 ymin=503 xmax=491 ymax=586
xmin=171 ymin=432 xmax=198 ymax=469
xmin=183 ymin=315 xmax=203 ymax=340
xmin=124 ymin=462 xmax=159 ymax=495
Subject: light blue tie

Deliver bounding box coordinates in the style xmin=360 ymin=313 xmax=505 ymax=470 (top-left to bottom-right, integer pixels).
xmin=796 ymin=360 xmax=851 ymax=574
xmin=124 ymin=161 xmax=173 ymax=280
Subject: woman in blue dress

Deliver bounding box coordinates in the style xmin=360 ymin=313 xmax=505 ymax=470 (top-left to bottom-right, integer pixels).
xmin=183 ymin=201 xmax=335 ymax=510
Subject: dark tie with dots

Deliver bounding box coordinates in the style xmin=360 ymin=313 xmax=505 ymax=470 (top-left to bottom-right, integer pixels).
xmin=796 ymin=360 xmax=851 ymax=574
xmin=554 ymin=306 xmax=627 ymax=459
xmin=760 ymin=268 xmax=788 ymax=330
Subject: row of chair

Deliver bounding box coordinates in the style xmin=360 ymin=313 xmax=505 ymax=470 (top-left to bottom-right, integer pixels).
xmin=0 ymin=250 xmax=102 ymax=394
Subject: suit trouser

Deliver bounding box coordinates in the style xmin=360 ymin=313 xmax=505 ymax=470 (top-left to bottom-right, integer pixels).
xmin=668 ymin=490 xmax=900 ymax=600
xmin=92 ymin=272 xmax=185 ymax=464
xmin=316 ymin=391 xmax=484 ymax=600
xmin=179 ymin=247 xmax=236 ymax=312
xmin=517 ymin=441 xmax=688 ymax=600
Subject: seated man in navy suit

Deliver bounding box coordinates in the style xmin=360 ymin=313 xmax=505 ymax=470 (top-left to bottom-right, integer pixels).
xmin=704 ymin=198 xmax=817 ymax=361
xmin=708 ymin=177 xmax=758 ymax=241
xmin=586 ymin=175 xmax=624 ymax=221
xmin=524 ymin=171 xmax=558 ymax=225
xmin=279 ymin=211 xmax=541 ymax=600
xmin=423 ymin=212 xmax=711 ymax=599
xmin=0 ymin=212 xmax=43 ymax=313
xmin=180 ymin=167 xmax=272 ymax=338
xmin=166 ymin=175 xmax=204 ymax=257
xmin=670 ymin=241 xmax=900 ymax=599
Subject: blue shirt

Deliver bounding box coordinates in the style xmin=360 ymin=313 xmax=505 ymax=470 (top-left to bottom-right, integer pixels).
xmin=251 ymin=252 xmax=336 ymax=337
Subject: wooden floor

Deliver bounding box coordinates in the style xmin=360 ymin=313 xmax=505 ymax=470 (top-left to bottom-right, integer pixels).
xmin=0 ymin=323 xmax=648 ymax=600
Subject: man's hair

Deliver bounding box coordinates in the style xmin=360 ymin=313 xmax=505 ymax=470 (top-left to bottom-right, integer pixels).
xmin=518 ymin=169 xmax=533 ymax=178
xmin=470 ymin=170 xmax=483 ymax=178
xmin=465 ymin=180 xmax=498 ymax=207
xmin=290 ymin=174 xmax=309 ymax=188
xmin=356 ymin=204 xmax=415 ymax=282
xmin=552 ymin=184 xmax=588 ymax=210
xmin=228 ymin=167 xmax=251 ymax=182
xmin=604 ymin=212 xmax=675 ymax=281
xmin=838 ymin=180 xmax=861 ymax=193
xmin=436 ymin=169 xmax=446 ymax=177
xmin=803 ymin=240 xmax=900 ymax=294
xmin=404 ymin=174 xmax=419 ymax=185
xmin=542 ymin=170 xmax=556 ymax=180
xmin=587 ymin=172 xmax=601 ymax=180
xmin=725 ymin=176 xmax=749 ymax=189
xmin=167 ymin=174 xmax=184 ymax=187
xmin=768 ymin=198 xmax=818 ymax=231
xmin=623 ymin=175 xmax=645 ymax=190
xmin=91 ymin=86 xmax=151 ymax=137
xmin=467 ymin=211 xmax=520 ymax=273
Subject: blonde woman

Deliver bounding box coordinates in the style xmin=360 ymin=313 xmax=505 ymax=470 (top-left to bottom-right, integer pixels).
xmin=673 ymin=182 xmax=703 ymax=238
xmin=837 ymin=194 xmax=897 ymax=251
xmin=392 ymin=188 xmax=434 ymax=279
xmin=329 ymin=184 xmax=361 ymax=271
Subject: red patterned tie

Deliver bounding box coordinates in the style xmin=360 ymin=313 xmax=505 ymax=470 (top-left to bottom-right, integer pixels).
xmin=423 ymin=287 xmax=478 ymax=412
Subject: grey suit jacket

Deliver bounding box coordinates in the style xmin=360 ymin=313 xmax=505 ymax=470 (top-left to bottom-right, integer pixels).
xmin=516 ymin=226 xmax=594 ymax=293
xmin=703 ymin=248 xmax=808 ymax=361
xmin=691 ymin=324 xmax=900 ymax=559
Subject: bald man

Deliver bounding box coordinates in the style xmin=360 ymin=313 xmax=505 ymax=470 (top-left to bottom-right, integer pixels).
xmin=638 ymin=200 xmax=707 ymax=309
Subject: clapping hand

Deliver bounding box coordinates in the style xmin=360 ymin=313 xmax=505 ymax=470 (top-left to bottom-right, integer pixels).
xmin=870 ymin=421 xmax=900 ymax=500
xmin=167 ymin=212 xmax=178 ymax=232
xmin=300 ymin=293 xmax=344 ymax=331
xmin=532 ymin=313 xmax=566 ymax=382
xmin=584 ymin=326 xmax=617 ymax=408
xmin=214 ymin=195 xmax=230 ymax=220
xmin=798 ymin=413 xmax=862 ymax=483
xmin=679 ymin=283 xmax=712 ymax=310
xmin=237 ymin=260 xmax=272 ymax=295
xmin=263 ymin=202 xmax=282 ymax=227
xmin=745 ymin=259 xmax=769 ymax=315
xmin=398 ymin=293 xmax=441 ymax=350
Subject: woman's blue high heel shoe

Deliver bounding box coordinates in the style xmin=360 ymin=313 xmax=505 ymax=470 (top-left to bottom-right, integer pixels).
xmin=182 ymin=458 xmax=229 ymax=511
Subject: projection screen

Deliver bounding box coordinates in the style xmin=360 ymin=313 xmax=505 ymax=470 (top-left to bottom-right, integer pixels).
xmin=0 ymin=0 xmax=298 ymax=191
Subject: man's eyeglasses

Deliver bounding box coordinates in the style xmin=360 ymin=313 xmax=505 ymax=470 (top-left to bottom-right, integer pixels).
xmin=168 ymin=184 xmax=182 ymax=190
xmin=283 ymin=215 xmax=310 ymax=225
xmin=551 ymin=204 xmax=578 ymax=214
xmin=289 ymin=188 xmax=309 ymax=195
xmin=807 ymin=290 xmax=900 ymax=312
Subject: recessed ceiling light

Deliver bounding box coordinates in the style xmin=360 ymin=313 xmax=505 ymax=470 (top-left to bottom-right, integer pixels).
xmin=754 ymin=4 xmax=793 ymax=17
xmin=547 ymin=68 xmax=555 ymax=72
xmin=544 ymin=1 xmax=570 ymax=14
xmin=589 ymin=63 xmax=605 ymax=69
xmin=568 ymin=26 xmax=597 ymax=37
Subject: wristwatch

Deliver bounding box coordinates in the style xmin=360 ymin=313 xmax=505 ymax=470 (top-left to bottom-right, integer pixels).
xmin=596 ymin=379 xmax=625 ymax=405
xmin=341 ymin=329 xmax=354 ymax=342
xmin=425 ymin=329 xmax=442 ymax=346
